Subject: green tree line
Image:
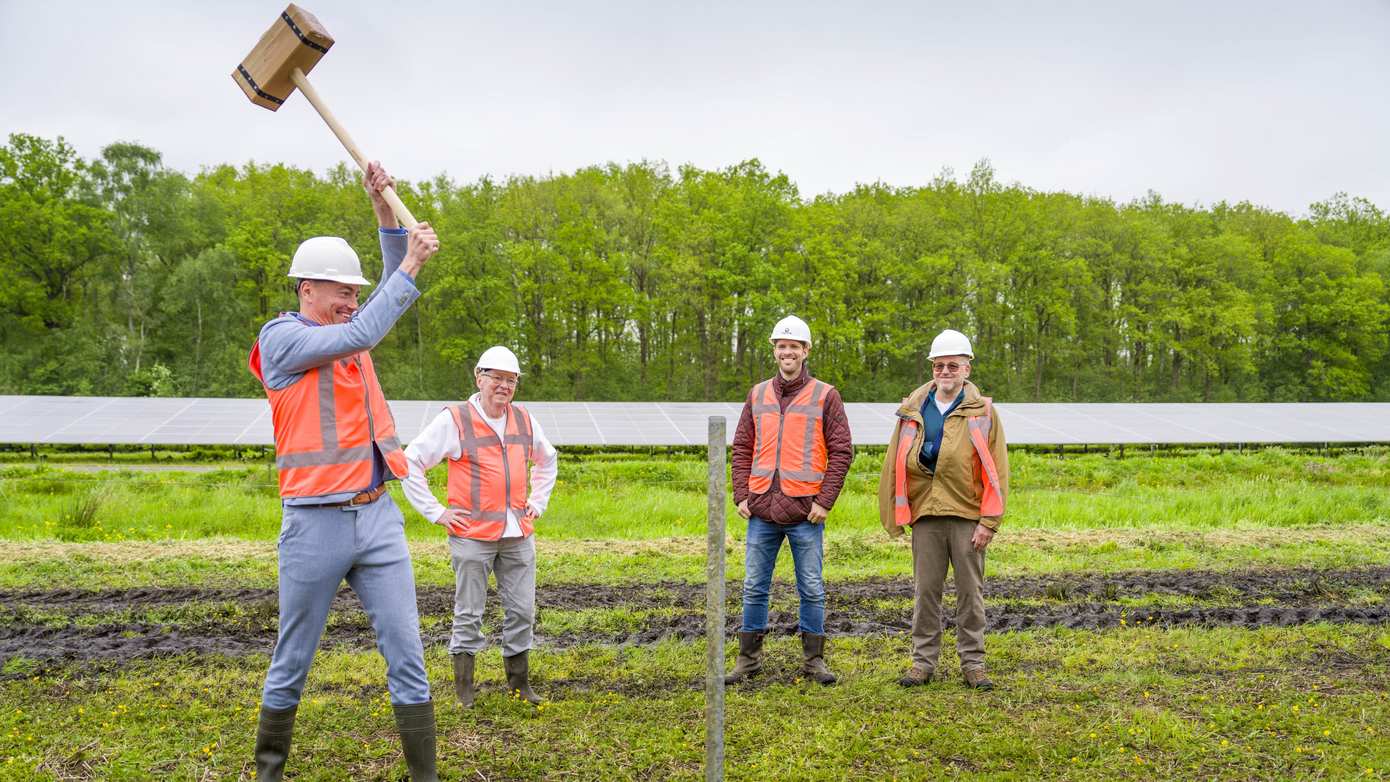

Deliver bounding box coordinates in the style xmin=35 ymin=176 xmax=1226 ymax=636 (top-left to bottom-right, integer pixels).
xmin=3 ymin=132 xmax=1388 ymax=402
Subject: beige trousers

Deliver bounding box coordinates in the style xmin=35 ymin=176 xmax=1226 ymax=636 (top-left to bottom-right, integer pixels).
xmin=909 ymin=517 xmax=986 ymax=671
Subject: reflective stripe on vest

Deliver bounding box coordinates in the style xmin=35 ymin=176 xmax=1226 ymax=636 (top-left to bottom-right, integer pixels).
xmin=749 ymin=377 xmax=830 ymax=497
xmin=893 ymin=397 xmax=1004 ymax=525
xmin=250 ymin=340 xmax=407 ymax=499
xmin=445 ymin=402 xmax=535 ymax=541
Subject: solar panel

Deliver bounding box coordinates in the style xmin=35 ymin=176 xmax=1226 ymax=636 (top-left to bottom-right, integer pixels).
xmin=1 ymin=395 xmax=1387 ymax=447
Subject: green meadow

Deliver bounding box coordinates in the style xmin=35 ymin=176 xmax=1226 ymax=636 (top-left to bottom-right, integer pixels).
xmin=1 ymin=448 xmax=1388 ymax=779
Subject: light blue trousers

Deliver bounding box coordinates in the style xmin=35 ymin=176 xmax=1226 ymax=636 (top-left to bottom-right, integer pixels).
xmin=261 ymin=494 xmax=431 ymax=709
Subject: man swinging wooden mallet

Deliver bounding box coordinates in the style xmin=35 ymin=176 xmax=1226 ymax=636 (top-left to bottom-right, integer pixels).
xmin=233 ymin=6 xmax=440 ymax=781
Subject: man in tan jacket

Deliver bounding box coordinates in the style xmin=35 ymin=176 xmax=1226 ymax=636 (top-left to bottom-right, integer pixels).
xmin=877 ymin=329 xmax=1008 ymax=690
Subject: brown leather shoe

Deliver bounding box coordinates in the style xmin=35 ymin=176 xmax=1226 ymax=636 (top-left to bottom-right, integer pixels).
xmin=962 ymin=667 xmax=994 ymax=691
xmin=898 ymin=664 xmax=933 ymax=687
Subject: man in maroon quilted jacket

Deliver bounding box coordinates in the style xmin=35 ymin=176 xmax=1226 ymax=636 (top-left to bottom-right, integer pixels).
xmin=725 ymin=315 xmax=854 ymax=685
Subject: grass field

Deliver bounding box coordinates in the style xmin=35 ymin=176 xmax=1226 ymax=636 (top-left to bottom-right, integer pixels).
xmin=2 ymin=447 xmax=1389 ymax=780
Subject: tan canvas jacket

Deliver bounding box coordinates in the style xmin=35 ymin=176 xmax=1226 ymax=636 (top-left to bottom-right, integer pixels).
xmin=876 ymin=380 xmax=1009 ymax=537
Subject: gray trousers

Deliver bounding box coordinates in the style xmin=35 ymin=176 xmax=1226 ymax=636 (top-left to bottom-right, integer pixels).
xmin=909 ymin=517 xmax=986 ymax=671
xmin=262 ymin=494 xmax=429 ymax=709
xmin=448 ymin=534 xmax=536 ymax=657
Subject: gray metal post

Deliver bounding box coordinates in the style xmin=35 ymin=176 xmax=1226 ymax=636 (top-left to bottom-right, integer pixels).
xmin=705 ymin=416 xmax=726 ymax=782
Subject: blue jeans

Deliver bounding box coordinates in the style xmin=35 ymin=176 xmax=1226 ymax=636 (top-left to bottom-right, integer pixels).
xmin=740 ymin=516 xmax=826 ymax=635
xmin=261 ymin=494 xmax=431 ymax=709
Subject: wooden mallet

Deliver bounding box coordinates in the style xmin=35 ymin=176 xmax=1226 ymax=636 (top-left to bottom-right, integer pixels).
xmin=232 ymin=3 xmax=418 ymax=228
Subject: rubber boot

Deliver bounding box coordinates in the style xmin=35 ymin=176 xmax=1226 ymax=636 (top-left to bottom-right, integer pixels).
xmin=724 ymin=631 xmax=766 ymax=684
xmin=253 ymin=704 xmax=296 ymax=782
xmin=452 ymin=652 xmax=476 ymax=708
xmin=392 ymin=700 xmax=439 ymax=782
xmin=504 ymin=651 xmax=543 ymax=705
xmin=800 ymin=633 xmax=837 ymax=685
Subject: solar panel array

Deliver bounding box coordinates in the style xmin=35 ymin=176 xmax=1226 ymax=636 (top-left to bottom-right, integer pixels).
xmin=2 ymin=395 xmax=1388 ymax=447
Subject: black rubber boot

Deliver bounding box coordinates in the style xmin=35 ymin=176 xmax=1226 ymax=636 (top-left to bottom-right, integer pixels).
xmin=452 ymin=652 xmax=476 ymax=708
xmin=253 ymin=704 xmax=297 ymax=782
xmin=801 ymin=633 xmax=837 ymax=685
xmin=724 ymin=631 xmax=766 ymax=684
xmin=392 ymin=700 xmax=439 ymax=782
xmin=504 ymin=651 xmax=543 ymax=705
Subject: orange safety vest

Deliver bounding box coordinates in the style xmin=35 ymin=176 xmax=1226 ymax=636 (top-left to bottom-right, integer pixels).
xmin=893 ymin=397 xmax=1004 ymax=526
xmin=248 ymin=339 xmax=408 ymax=499
xmin=445 ymin=402 xmax=536 ymax=541
xmin=748 ymin=377 xmax=832 ymax=498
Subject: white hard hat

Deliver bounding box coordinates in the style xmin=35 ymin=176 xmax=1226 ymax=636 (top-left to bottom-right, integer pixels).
xmin=286 ymin=237 xmax=372 ymax=286
xmin=928 ymin=329 xmax=974 ymax=359
xmin=476 ymin=345 xmax=522 ymax=375
xmin=769 ymin=315 xmax=812 ymax=345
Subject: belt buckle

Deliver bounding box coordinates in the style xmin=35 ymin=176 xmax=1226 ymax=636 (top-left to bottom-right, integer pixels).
xmin=349 ymin=486 xmax=382 ymax=507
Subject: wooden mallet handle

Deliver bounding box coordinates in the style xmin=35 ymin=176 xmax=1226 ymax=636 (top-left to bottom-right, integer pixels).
xmin=290 ymin=67 xmax=418 ymax=229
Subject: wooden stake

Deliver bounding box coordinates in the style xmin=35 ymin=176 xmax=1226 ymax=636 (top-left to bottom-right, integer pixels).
xmin=705 ymin=416 xmax=726 ymax=782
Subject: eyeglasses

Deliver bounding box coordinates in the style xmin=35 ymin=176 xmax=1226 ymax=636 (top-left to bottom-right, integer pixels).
xmin=480 ymin=372 xmax=519 ymax=388
xmin=932 ymin=361 xmax=968 ymax=374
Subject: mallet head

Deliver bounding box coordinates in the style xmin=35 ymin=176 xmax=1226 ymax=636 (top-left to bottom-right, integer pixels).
xmin=232 ymin=4 xmax=334 ymax=111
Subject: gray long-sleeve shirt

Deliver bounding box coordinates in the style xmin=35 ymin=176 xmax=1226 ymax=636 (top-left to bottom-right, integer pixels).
xmin=254 ymin=228 xmax=419 ymax=505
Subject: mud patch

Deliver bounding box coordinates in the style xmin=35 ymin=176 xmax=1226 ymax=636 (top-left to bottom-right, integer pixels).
xmin=7 ymin=565 xmax=1386 ymax=614
xmin=1 ymin=566 xmax=1387 ymax=666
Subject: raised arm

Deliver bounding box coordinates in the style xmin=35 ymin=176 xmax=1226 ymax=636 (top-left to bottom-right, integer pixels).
xmin=259 ymin=163 xmax=440 ymax=382
xmin=362 ymin=161 xmax=434 ymax=289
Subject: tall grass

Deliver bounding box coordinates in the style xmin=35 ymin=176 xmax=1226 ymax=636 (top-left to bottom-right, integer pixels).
xmin=1 ymin=448 xmax=1387 ymax=543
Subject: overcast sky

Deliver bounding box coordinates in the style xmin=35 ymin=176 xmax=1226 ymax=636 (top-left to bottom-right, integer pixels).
xmin=2 ymin=1 xmax=1386 ymax=215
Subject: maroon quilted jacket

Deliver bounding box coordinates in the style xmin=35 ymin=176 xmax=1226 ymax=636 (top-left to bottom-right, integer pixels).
xmin=731 ymin=367 xmax=854 ymax=524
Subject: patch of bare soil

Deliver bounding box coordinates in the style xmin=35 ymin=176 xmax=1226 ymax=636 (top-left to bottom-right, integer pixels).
xmin=0 ymin=567 xmax=1385 ymax=665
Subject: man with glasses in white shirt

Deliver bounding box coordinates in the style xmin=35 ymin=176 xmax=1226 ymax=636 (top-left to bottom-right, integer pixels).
xmin=402 ymin=346 xmax=558 ymax=707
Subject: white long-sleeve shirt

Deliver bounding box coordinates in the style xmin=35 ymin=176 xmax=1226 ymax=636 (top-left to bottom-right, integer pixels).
xmin=402 ymin=393 xmax=558 ymax=538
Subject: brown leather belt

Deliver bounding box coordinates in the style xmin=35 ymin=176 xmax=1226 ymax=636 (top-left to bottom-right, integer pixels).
xmin=321 ymin=484 xmax=387 ymax=508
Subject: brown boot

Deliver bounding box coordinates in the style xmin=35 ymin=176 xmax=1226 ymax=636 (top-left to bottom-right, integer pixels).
xmin=724 ymin=631 xmax=766 ymax=684
xmin=504 ymin=651 xmax=543 ymax=705
xmin=963 ymin=666 xmax=994 ymax=691
xmin=452 ymin=652 xmax=475 ymax=708
xmin=800 ymin=633 xmax=837 ymax=685
xmin=253 ymin=704 xmax=296 ymax=782
xmin=898 ymin=663 xmax=933 ymax=687
xmin=392 ymin=700 xmax=439 ymax=781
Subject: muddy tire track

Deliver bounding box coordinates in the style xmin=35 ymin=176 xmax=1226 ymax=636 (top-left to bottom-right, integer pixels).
xmin=7 ymin=566 xmax=1386 ymax=614
xmin=1 ymin=567 xmax=1387 ymax=665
